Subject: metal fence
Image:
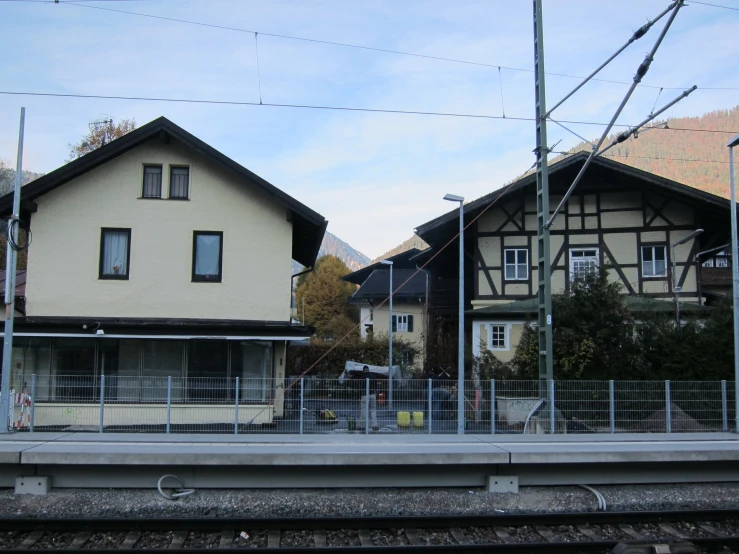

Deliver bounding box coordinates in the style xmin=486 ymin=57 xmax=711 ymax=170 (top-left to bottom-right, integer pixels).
xmin=5 ymin=375 xmax=737 ymax=434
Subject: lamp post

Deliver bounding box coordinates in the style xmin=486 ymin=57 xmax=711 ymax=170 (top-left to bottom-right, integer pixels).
xmin=728 ymin=132 xmax=739 ymax=432
xmin=672 ymin=229 xmax=703 ymax=333
xmin=379 ymin=259 xmax=393 ymax=408
xmin=444 ymin=193 xmax=465 ymax=434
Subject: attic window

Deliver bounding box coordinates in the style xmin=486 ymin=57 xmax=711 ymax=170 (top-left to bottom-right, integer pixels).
xmin=170 ymin=166 xmax=189 ymax=199
xmin=142 ymin=165 xmax=162 ymax=198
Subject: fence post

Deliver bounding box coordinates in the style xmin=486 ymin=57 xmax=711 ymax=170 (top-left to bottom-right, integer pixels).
xmin=665 ymin=380 xmax=672 ymax=433
xmin=427 ymin=379 xmax=432 ymax=435
xmin=722 ymin=380 xmax=729 ymax=433
xmin=609 ymin=380 xmax=615 ymax=434
xmin=234 ymin=377 xmax=240 ymax=435
xmin=166 ymin=376 xmax=171 ymax=434
xmin=365 ymin=378 xmax=370 ymax=435
xmin=99 ymin=374 xmax=105 ymax=433
xmin=29 ymin=374 xmax=35 ymax=433
xmin=299 ymin=378 xmax=304 ymax=435
xmin=491 ymin=379 xmax=496 ymax=435
xmin=549 ymin=379 xmax=555 ymax=434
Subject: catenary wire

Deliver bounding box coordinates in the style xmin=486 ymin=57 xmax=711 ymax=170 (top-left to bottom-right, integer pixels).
xmin=22 ymin=0 xmax=737 ymax=92
xmin=0 ymin=89 xmax=737 ymax=135
xmin=689 ymin=1 xmax=739 ymax=11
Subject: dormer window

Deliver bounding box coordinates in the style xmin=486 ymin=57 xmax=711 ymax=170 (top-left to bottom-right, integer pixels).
xmin=142 ymin=165 xmax=162 ymax=198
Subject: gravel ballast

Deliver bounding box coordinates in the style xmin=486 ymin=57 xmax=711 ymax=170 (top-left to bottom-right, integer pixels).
xmin=2 ymin=483 xmax=739 ymax=519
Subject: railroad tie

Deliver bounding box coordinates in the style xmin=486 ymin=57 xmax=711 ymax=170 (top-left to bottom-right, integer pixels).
xmin=658 ymin=523 xmax=686 ymax=539
xmin=618 ymin=524 xmax=644 ymax=541
xmin=169 ymin=530 xmax=188 ymax=549
xmin=267 ymin=529 xmax=281 ymax=548
xmin=493 ymin=527 xmax=514 ymax=543
xmin=576 ymin=524 xmax=602 ymax=541
xmin=449 ymin=528 xmax=471 ymax=545
xmin=358 ymin=529 xmax=373 ymax=547
xmin=67 ymin=531 xmax=91 ymax=550
xmin=218 ymin=530 xmax=234 ymax=549
xmin=17 ymin=529 xmax=44 ymax=549
xmin=119 ymin=531 xmax=141 ymax=549
xmin=404 ymin=529 xmax=423 ymax=546
xmin=534 ymin=526 xmax=556 ymax=542
xmin=697 ymin=522 xmax=725 ymax=537
xmin=313 ymin=529 xmax=327 ymax=548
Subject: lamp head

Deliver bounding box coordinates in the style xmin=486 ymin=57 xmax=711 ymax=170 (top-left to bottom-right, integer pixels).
xmin=443 ymin=194 xmax=464 ymax=203
xmin=379 ymin=260 xmax=393 ymax=266
xmin=673 ymin=229 xmax=703 ymax=247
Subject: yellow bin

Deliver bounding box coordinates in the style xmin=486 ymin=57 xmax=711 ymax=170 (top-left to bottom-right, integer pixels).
xmin=413 ymin=411 xmax=424 ymax=428
xmin=397 ymin=411 xmax=411 ymax=427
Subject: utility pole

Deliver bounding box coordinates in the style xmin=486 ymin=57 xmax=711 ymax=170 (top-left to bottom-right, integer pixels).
xmin=533 ymin=0 xmax=553 ymax=387
xmin=0 ymin=108 xmax=25 ymax=434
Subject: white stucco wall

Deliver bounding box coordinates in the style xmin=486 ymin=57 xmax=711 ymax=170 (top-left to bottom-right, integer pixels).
xmin=25 ymin=139 xmax=293 ymax=321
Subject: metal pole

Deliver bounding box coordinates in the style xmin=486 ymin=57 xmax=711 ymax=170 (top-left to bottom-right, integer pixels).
xmin=234 ymin=376 xmax=239 ymax=435
xmin=365 ymin=378 xmax=369 ymax=436
xmin=533 ymin=0 xmax=554 ymax=388
xmin=457 ymin=200 xmax=465 ymax=434
xmin=722 ymin=380 xmax=728 ymax=433
xmin=299 ymin=378 xmax=304 ymax=435
xmin=388 ymin=263 xmax=393 ymax=409
xmin=665 ymin=380 xmax=672 ymax=433
xmin=546 ymin=1 xmax=685 ymax=229
xmin=99 ymin=374 xmax=105 ymax=433
xmin=673 ymin=244 xmax=681 ymax=332
xmin=29 ymin=374 xmax=35 ymax=433
xmin=491 ymin=379 xmax=496 ymax=435
xmin=166 ymin=376 xmax=171 ymax=434
xmin=609 ymin=379 xmax=615 ymax=434
xmin=428 ymin=378 xmax=432 ymax=435
xmin=0 ymin=108 xmax=25 ymax=434
xmin=730 ymin=143 xmax=739 ymax=433
xmin=549 ymin=379 xmax=555 ymax=434
xmin=545 ymin=1 xmax=677 ymax=118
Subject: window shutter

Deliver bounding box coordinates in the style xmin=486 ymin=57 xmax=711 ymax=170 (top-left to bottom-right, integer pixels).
xmin=391 ymin=315 xmax=397 ymax=332
xmin=408 ymin=315 xmax=414 ymax=332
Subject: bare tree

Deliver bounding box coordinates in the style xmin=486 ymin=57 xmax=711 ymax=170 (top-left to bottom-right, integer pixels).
xmin=67 ymin=118 xmax=136 ymax=161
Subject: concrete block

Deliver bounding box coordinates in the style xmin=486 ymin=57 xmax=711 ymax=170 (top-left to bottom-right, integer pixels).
xmin=486 ymin=475 xmax=518 ymax=493
xmin=15 ymin=476 xmax=50 ymax=495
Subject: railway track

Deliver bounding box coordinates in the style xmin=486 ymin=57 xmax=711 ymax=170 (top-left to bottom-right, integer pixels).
xmin=0 ymin=510 xmax=738 ymax=552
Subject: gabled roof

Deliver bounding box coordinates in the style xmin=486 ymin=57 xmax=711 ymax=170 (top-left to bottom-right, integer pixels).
xmin=351 ymin=268 xmax=426 ymax=302
xmin=415 ymin=152 xmax=734 ymax=246
xmin=342 ymin=248 xmax=422 ymax=285
xmin=0 ymin=117 xmax=327 ymax=267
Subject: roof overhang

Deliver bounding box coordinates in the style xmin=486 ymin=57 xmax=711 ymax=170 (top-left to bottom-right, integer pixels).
xmin=467 ymin=296 xmax=712 ymax=316
xmin=0 ymin=117 xmax=327 ymax=267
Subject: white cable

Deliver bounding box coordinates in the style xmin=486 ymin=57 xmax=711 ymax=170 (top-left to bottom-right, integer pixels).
xmin=157 ymin=474 xmax=195 ymax=501
xmin=579 ymin=484 xmax=607 ymax=511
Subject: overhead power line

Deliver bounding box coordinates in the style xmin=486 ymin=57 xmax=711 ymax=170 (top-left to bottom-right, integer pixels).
xmin=689 ymin=1 xmax=739 ymax=11
xmin=601 ymin=153 xmax=731 ymax=164
xmin=0 ymin=89 xmax=736 ymax=135
xmin=30 ymin=1 xmax=736 ymax=92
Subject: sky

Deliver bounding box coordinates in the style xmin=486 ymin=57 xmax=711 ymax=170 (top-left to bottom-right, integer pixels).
xmin=0 ymin=0 xmax=737 ymax=259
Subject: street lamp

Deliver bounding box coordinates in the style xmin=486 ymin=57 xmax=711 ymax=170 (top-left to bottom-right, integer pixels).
xmin=672 ymin=228 xmax=703 ymax=332
xmin=379 ymin=259 xmax=393 ymax=408
xmin=443 ymin=193 xmax=465 ymax=434
xmin=728 ymin=132 xmax=739 ymax=432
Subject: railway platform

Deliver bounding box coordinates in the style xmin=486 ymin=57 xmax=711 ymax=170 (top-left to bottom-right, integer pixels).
xmin=0 ymin=432 xmax=737 ymax=489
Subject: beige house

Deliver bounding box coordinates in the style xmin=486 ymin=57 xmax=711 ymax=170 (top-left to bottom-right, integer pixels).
xmin=0 ymin=116 xmax=327 ymax=429
xmin=343 ymin=250 xmax=427 ymax=370
xmin=415 ymin=153 xmax=731 ymax=363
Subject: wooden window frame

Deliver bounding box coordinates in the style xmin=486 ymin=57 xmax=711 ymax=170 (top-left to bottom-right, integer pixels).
xmin=641 ymin=244 xmax=668 ymax=279
xmin=504 ymin=248 xmax=528 ymax=281
xmin=99 ymin=227 xmax=132 ymax=280
xmin=192 ymin=231 xmax=223 ymax=283
xmin=169 ymin=165 xmax=190 ymax=200
xmin=141 ymin=165 xmax=163 ymax=199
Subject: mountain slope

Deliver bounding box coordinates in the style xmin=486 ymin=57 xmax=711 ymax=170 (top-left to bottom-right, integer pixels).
xmin=558 ymin=105 xmax=739 ymax=198
xmin=292 ymin=231 xmax=371 ymax=274
xmin=372 ymin=235 xmax=429 ymax=263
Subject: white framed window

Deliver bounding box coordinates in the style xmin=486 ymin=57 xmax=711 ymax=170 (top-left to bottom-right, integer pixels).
xmin=392 ymin=314 xmax=413 ymax=333
xmin=504 ymin=249 xmax=528 ymax=280
xmin=717 ymin=256 xmax=730 ymax=268
xmin=641 ymin=245 xmax=667 ymax=278
xmin=490 ymin=324 xmax=507 ymax=349
xmin=570 ymin=248 xmax=599 ymax=281
xmin=472 ymin=321 xmax=516 ymax=356
xmin=702 ymin=259 xmax=714 ymax=268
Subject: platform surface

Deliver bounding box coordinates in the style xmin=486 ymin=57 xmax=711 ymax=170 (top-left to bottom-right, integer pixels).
xmin=0 ymin=432 xmax=737 ymax=466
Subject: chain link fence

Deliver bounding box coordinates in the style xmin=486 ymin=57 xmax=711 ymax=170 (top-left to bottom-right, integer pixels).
xmin=6 ymin=375 xmax=737 ymax=434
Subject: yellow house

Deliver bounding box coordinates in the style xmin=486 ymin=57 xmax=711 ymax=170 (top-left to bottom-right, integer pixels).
xmin=0 ymin=117 xmax=327 ymax=429
xmin=414 ymin=153 xmax=732 ymax=364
